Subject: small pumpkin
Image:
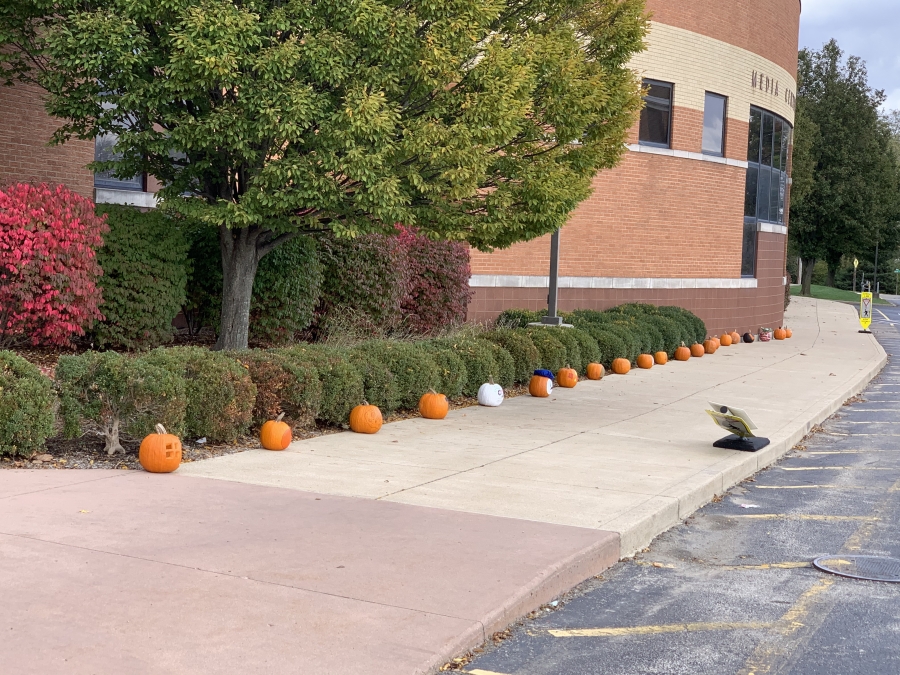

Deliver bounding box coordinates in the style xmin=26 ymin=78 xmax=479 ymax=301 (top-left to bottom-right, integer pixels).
xmin=654 ymin=351 xmax=668 ymax=365
xmin=350 ymin=402 xmax=383 ymax=433
xmin=719 ymin=333 xmax=732 ymax=346
xmin=477 ymin=380 xmax=505 ymax=407
xmin=419 ymin=390 xmax=449 ymax=419
xmin=612 ymin=357 xmax=631 ymax=375
xmin=636 ymin=354 xmax=654 ymax=369
xmin=139 ymin=424 xmax=182 ymax=473
xmin=674 ymin=344 xmax=691 ymax=361
xmin=260 ymin=412 xmax=292 ymax=450
xmin=703 ymin=338 xmax=717 ymax=354
xmin=743 ymin=332 xmax=755 ymax=343
xmin=785 ymin=327 xmax=793 ymax=338
xmin=690 ymin=343 xmax=705 ymax=358
xmin=557 ymin=366 xmax=579 ymax=388
xmin=774 ymin=327 xmax=786 ymax=340
xmin=730 ymin=330 xmax=741 ymax=344
xmin=529 ymin=374 xmax=553 ymax=397
xmin=586 ymin=362 xmax=605 ymax=380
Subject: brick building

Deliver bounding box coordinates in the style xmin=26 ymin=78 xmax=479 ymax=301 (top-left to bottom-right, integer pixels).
xmin=468 ymin=0 xmax=801 ymax=334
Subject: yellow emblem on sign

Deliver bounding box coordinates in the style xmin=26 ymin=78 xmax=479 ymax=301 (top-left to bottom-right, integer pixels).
xmin=859 ymin=292 xmax=873 ymax=330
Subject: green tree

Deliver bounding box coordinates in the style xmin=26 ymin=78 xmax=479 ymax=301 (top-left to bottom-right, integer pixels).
xmin=1 ymin=0 xmax=647 ymax=349
xmin=789 ymin=40 xmax=900 ymax=295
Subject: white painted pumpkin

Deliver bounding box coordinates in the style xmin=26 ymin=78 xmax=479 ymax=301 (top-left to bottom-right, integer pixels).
xmin=477 ymin=382 xmax=505 ymax=407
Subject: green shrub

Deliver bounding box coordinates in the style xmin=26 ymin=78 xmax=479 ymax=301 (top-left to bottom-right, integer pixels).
xmin=235 ymin=351 xmax=321 ymax=427
xmin=495 ymin=308 xmax=544 ymax=329
xmin=658 ymin=306 xmax=706 ymax=344
xmin=479 ymin=339 xmax=515 ymax=388
xmin=144 ymin=347 xmax=255 ymax=442
xmin=598 ymin=322 xmax=640 ymax=362
xmin=548 ymin=328 xmax=583 ymax=373
xmin=350 ymin=341 xmax=440 ymax=411
xmin=418 ymin=342 xmax=468 ymax=398
xmin=569 ymin=328 xmax=602 ymax=370
xmin=434 ymin=338 xmax=499 ymax=397
xmin=181 ymin=225 xmax=222 ymax=335
xmin=480 ymin=329 xmax=540 ymax=384
xmin=347 ymin=348 xmax=398 ymax=412
xmin=524 ymin=327 xmax=567 ymax=373
xmin=0 ymin=351 xmax=55 ymax=457
xmin=56 ymin=351 xmax=187 ymax=454
xmin=93 ymin=205 xmax=189 ymax=349
xmin=646 ymin=315 xmax=682 ymax=355
xmin=277 ymin=345 xmax=365 ymax=424
xmin=575 ymin=324 xmax=629 ymax=366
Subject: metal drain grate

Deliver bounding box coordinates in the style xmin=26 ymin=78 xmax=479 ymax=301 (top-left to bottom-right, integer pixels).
xmin=813 ymin=555 xmax=900 ymax=582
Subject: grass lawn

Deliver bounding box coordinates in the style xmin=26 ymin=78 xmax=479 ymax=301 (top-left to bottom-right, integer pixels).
xmin=790 ymin=284 xmax=892 ymax=305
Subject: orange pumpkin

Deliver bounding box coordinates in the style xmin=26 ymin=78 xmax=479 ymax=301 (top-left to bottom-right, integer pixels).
xmin=529 ymin=374 xmax=552 ymax=397
xmin=260 ymin=412 xmax=292 ymax=450
xmin=674 ymin=344 xmax=691 ymax=361
xmin=349 ymin=402 xmax=383 ymax=434
xmin=719 ymin=333 xmax=732 ymax=346
xmin=612 ymin=358 xmax=631 ymax=375
xmin=690 ymin=343 xmax=705 ymax=358
xmin=419 ymin=390 xmax=449 ymax=419
xmin=557 ymin=366 xmax=578 ymax=388
xmin=586 ymin=362 xmax=605 ymax=380
xmin=636 ymin=354 xmax=654 ymax=369
xmin=139 ymin=424 xmax=182 ymax=473
xmin=774 ymin=327 xmax=786 ymax=340
xmin=654 ymin=351 xmax=668 ymax=365
xmin=730 ymin=330 xmax=741 ymax=344
xmin=785 ymin=328 xmax=793 ymax=338
xmin=703 ymin=339 xmax=717 ymax=354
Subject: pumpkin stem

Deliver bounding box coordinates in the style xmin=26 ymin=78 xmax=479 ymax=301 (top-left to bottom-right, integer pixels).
xmin=155 ymin=424 xmax=167 ymax=435
xmin=275 ymin=413 xmax=285 ymax=423
xmin=362 ymin=399 xmax=369 ymax=406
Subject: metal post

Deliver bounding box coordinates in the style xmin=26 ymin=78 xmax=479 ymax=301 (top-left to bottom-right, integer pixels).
xmin=541 ymin=229 xmax=562 ymax=326
xmin=874 ymin=242 xmax=879 ymax=298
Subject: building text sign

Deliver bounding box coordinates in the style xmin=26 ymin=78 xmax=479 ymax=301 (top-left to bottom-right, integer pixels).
xmin=752 ymin=70 xmax=796 ymax=109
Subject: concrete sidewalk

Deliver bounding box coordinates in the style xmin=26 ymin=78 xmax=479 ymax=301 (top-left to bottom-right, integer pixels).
xmin=0 ymin=297 xmax=885 ymax=675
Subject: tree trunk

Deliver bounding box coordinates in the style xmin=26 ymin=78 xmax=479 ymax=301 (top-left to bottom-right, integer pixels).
xmin=801 ymin=257 xmax=816 ymax=296
xmin=104 ymin=417 xmax=124 ymax=456
xmin=215 ymin=226 xmax=261 ymax=351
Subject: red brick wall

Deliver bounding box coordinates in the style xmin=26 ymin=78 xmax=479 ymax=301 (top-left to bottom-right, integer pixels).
xmin=0 ymin=82 xmax=94 ymax=198
xmin=645 ymin=0 xmax=801 ymax=77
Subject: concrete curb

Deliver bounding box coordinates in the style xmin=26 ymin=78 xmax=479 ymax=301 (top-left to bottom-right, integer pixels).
xmin=417 ymin=531 xmax=619 ymax=674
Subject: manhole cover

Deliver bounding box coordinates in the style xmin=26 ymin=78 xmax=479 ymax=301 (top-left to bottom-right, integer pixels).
xmin=813 ymin=555 xmax=900 ymax=582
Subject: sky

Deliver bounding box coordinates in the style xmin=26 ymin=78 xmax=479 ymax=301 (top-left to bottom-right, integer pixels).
xmin=799 ymin=0 xmax=900 ymax=111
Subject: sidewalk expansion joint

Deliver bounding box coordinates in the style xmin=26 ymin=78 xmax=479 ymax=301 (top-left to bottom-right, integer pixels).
xmin=0 ymin=471 xmax=134 ymax=502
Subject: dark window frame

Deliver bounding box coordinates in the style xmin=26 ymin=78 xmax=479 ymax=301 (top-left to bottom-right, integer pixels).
xmin=638 ymin=79 xmax=674 ymax=149
xmin=701 ymin=92 xmax=728 ymax=157
xmin=93 ymin=131 xmax=145 ymax=192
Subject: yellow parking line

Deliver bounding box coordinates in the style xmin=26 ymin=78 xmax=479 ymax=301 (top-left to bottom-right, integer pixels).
xmin=549 ymin=621 xmax=772 ymax=638
xmin=728 ymin=514 xmax=879 ymax=522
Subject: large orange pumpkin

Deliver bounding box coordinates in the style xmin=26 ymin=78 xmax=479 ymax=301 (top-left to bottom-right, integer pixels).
xmin=785 ymin=327 xmax=793 ymax=338
xmin=719 ymin=333 xmax=732 ymax=346
xmin=636 ymin=354 xmax=654 ymax=369
xmin=139 ymin=424 xmax=182 ymax=473
xmin=703 ymin=339 xmax=717 ymax=354
xmin=557 ymin=366 xmax=579 ymax=388
xmin=586 ymin=362 xmax=605 ymax=380
xmin=774 ymin=327 xmax=787 ymax=340
xmin=529 ymin=374 xmax=552 ymax=397
xmin=690 ymin=343 xmax=705 ymax=358
xmin=612 ymin=358 xmax=631 ymax=374
xmin=730 ymin=330 xmax=741 ymax=344
xmin=674 ymin=344 xmax=691 ymax=361
xmin=419 ymin=390 xmax=449 ymax=419
xmin=654 ymin=351 xmax=668 ymax=365
xmin=260 ymin=412 xmax=292 ymax=450
xmin=350 ymin=402 xmax=383 ymax=434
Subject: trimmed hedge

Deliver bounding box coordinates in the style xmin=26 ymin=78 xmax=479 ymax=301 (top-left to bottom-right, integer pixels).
xmin=145 ymin=347 xmax=256 ymax=443
xmin=57 ymin=351 xmax=187 ymax=453
xmin=480 ymin=339 xmax=516 ymax=388
xmin=569 ymin=328 xmax=602 ymax=370
xmin=277 ymin=345 xmax=365 ymax=425
xmin=524 ymin=327 xmax=567 ymax=373
xmin=480 ymin=329 xmax=540 ymax=385
xmin=350 ymin=340 xmax=441 ymax=411
xmin=434 ymin=338 xmax=499 ymax=397
xmin=418 ymin=342 xmax=468 ymax=398
xmin=0 ymin=351 xmax=55 ymax=457
xmin=236 ymin=350 xmax=322 ymax=427
xmin=495 ymin=308 xmax=544 ymax=328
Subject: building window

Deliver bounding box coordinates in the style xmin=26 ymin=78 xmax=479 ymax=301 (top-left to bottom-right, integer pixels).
xmin=94 ymin=132 xmax=143 ymax=191
xmin=639 ymin=80 xmax=673 ymax=148
xmin=742 ymin=106 xmax=792 ymax=276
xmin=701 ymin=93 xmax=727 ymax=156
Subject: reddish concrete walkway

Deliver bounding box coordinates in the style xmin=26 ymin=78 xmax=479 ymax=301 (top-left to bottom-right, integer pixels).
xmin=0 ymin=470 xmax=617 ymax=675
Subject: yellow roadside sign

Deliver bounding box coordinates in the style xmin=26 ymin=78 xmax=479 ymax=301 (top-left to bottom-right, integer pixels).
xmin=860 ymin=292 xmax=873 ymax=330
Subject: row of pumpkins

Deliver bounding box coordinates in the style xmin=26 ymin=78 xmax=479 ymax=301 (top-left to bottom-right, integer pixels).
xmin=138 ymin=326 xmax=793 ymax=473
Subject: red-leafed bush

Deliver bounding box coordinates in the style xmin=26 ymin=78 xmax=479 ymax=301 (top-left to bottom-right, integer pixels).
xmin=0 ymin=183 xmax=107 ymax=347
xmin=396 ymin=225 xmax=472 ymax=334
